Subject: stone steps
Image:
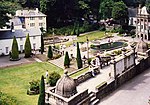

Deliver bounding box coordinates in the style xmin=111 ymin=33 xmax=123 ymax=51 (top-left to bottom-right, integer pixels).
xmin=89 ymin=92 xmax=100 ymax=105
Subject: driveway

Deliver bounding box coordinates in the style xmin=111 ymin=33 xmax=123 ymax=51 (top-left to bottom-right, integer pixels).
xmin=0 ymin=54 xmax=35 ymax=68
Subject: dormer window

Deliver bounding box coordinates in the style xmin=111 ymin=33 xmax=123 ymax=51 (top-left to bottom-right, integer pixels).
xmin=30 ymin=17 xmax=35 ymax=20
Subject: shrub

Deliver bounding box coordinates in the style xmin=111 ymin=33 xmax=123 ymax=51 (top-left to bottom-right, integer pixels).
xmin=48 ymin=72 xmax=61 ymax=86
xmin=24 ymin=34 xmax=31 ymax=58
xmin=0 ymin=92 xmax=18 ymax=105
xmin=47 ymin=46 xmax=53 ymax=59
xmin=113 ymin=50 xmax=122 ymax=55
xmin=76 ymin=42 xmax=83 ymax=69
xmin=27 ymin=79 xmax=40 ymax=95
xmin=11 ymin=36 xmax=19 ymax=60
xmin=64 ymin=51 xmax=70 ymax=68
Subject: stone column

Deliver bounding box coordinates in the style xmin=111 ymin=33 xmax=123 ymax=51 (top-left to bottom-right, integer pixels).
xmin=122 ymin=47 xmax=126 ymax=70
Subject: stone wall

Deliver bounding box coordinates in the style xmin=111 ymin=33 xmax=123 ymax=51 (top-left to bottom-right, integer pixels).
xmin=96 ymin=56 xmax=150 ymax=101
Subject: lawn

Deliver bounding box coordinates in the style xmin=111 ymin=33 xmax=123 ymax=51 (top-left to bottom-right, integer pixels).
xmin=63 ymin=31 xmax=111 ymax=47
xmin=0 ymin=62 xmax=63 ymax=105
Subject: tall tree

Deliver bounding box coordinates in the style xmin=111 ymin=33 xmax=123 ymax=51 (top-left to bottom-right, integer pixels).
xmin=11 ymin=36 xmax=19 ymax=60
xmin=64 ymin=51 xmax=70 ymax=68
xmin=146 ymin=0 xmax=150 ymax=12
xmin=99 ymin=0 xmax=114 ymax=19
xmin=24 ymin=34 xmax=32 ymax=58
xmin=112 ymin=1 xmax=128 ymax=27
xmin=38 ymin=75 xmax=45 ymax=105
xmin=40 ymin=27 xmax=44 ymax=54
xmin=76 ymin=42 xmax=83 ymax=69
xmin=47 ymin=46 xmax=53 ymax=59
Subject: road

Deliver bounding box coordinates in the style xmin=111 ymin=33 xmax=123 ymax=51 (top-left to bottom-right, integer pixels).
xmin=99 ymin=68 xmax=150 ymax=105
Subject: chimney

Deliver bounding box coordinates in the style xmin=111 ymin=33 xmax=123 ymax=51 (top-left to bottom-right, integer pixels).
xmin=35 ymin=8 xmax=39 ymax=13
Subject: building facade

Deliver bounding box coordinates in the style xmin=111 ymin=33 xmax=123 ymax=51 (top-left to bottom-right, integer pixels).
xmin=0 ymin=28 xmax=41 ymax=56
xmin=15 ymin=8 xmax=47 ymax=31
xmin=136 ymin=6 xmax=150 ymax=40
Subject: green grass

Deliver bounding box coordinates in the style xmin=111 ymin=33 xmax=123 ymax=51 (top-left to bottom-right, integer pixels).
xmin=0 ymin=62 xmax=63 ymax=105
xmin=60 ymin=31 xmax=111 ymax=47
xmin=70 ymin=67 xmax=89 ymax=78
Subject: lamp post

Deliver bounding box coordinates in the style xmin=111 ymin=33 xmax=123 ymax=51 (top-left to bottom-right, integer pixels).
xmin=86 ymin=36 xmax=89 ymax=59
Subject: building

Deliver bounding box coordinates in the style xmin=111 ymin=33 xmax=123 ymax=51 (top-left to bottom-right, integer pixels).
xmin=0 ymin=28 xmax=41 ymax=56
xmin=15 ymin=8 xmax=47 ymax=31
xmin=136 ymin=6 xmax=150 ymax=40
xmin=128 ymin=7 xmax=137 ymax=26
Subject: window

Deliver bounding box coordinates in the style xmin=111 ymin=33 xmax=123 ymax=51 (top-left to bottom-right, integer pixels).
xmin=30 ymin=17 xmax=35 ymax=20
xmin=141 ymin=25 xmax=143 ymax=29
xmin=5 ymin=47 xmax=9 ymax=53
xmin=30 ymin=23 xmax=35 ymax=27
xmin=33 ymin=36 xmax=36 ymax=39
xmin=39 ymin=17 xmax=43 ymax=20
xmin=39 ymin=23 xmax=43 ymax=26
xmin=20 ymin=37 xmax=23 ymax=41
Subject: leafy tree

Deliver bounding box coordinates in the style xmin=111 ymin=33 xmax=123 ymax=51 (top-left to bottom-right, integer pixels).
xmin=112 ymin=1 xmax=128 ymax=27
xmin=99 ymin=0 xmax=114 ymax=19
xmin=38 ymin=75 xmax=45 ymax=105
xmin=47 ymin=46 xmax=53 ymax=59
xmin=64 ymin=51 xmax=70 ymax=68
xmin=24 ymin=34 xmax=31 ymax=58
xmin=48 ymin=72 xmax=61 ymax=86
xmin=146 ymin=0 xmax=150 ymax=12
xmin=11 ymin=36 xmax=19 ymax=60
xmin=76 ymin=42 xmax=83 ymax=69
xmin=0 ymin=1 xmax=21 ymax=28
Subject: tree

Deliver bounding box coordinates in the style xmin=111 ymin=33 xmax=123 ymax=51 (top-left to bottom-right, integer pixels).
xmin=0 ymin=1 xmax=21 ymax=28
xmin=47 ymin=46 xmax=53 ymax=59
xmin=146 ymin=0 xmax=150 ymax=12
xmin=76 ymin=42 xmax=83 ymax=69
xmin=24 ymin=34 xmax=31 ymax=58
xmin=48 ymin=72 xmax=61 ymax=86
xmin=40 ymin=28 xmax=44 ymax=54
xmin=64 ymin=51 xmax=70 ymax=68
xmin=11 ymin=36 xmax=19 ymax=60
xmin=99 ymin=0 xmax=114 ymax=19
xmin=38 ymin=75 xmax=45 ymax=105
xmin=112 ymin=1 xmax=128 ymax=27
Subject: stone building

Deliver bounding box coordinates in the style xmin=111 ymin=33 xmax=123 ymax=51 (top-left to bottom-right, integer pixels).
xmin=136 ymin=6 xmax=150 ymax=40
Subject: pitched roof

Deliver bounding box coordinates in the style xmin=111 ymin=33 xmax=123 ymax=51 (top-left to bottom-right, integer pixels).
xmin=10 ymin=17 xmax=22 ymax=26
xmin=0 ymin=28 xmax=41 ymax=40
xmin=128 ymin=8 xmax=137 ymax=17
xmin=16 ymin=8 xmax=46 ymax=17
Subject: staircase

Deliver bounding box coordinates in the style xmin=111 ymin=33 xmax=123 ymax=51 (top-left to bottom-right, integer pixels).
xmin=89 ymin=92 xmax=100 ymax=105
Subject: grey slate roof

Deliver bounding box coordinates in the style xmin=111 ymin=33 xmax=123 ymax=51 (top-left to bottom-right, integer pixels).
xmin=10 ymin=17 xmax=22 ymax=26
xmin=0 ymin=28 xmax=41 ymax=40
xmin=128 ymin=8 xmax=137 ymax=17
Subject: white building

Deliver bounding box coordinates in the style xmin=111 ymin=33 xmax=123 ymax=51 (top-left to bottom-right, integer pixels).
xmin=15 ymin=8 xmax=47 ymax=31
xmin=0 ymin=28 xmax=41 ymax=55
xmin=136 ymin=6 xmax=150 ymax=40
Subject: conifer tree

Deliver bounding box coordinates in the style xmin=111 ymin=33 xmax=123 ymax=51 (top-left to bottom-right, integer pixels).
xmin=47 ymin=46 xmax=53 ymax=59
xmin=64 ymin=51 xmax=70 ymax=68
xmin=41 ymin=34 xmax=44 ymax=54
xmin=76 ymin=42 xmax=83 ymax=69
xmin=11 ymin=36 xmax=19 ymax=60
xmin=38 ymin=75 xmax=45 ymax=105
xmin=24 ymin=34 xmax=31 ymax=58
